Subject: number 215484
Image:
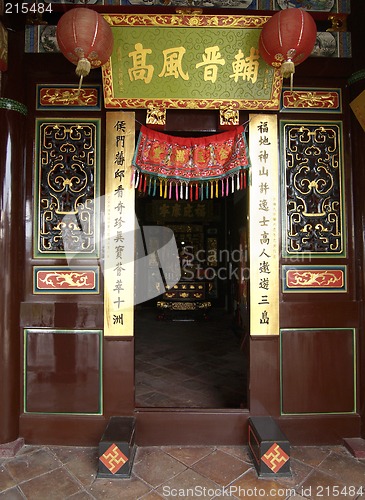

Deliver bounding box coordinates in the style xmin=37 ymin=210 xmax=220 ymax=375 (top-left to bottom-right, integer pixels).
xmin=5 ymin=3 xmax=53 ymax=14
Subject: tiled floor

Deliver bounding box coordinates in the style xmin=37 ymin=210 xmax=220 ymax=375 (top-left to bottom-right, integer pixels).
xmin=135 ymin=307 xmax=248 ymax=408
xmin=1 ymin=443 xmax=365 ymax=499
xmin=3 ymin=309 xmax=363 ymax=498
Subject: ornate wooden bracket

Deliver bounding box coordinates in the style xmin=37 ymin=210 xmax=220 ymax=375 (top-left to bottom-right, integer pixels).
xmin=220 ymin=107 xmax=239 ymax=127
xmin=175 ymin=8 xmax=204 ymax=15
xmin=327 ymin=14 xmax=347 ymax=32
xmin=146 ymin=105 xmax=166 ymax=126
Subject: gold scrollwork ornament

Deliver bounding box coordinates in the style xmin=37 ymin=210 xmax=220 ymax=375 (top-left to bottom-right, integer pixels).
xmin=146 ymin=105 xmax=166 ymax=126
xmin=220 ymin=107 xmax=239 ymax=126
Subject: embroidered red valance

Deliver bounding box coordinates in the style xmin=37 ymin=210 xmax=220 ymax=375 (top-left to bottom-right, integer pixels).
xmin=132 ymin=125 xmax=250 ymax=200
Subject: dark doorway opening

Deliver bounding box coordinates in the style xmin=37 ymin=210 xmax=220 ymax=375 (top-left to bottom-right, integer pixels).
xmin=134 ymin=159 xmax=249 ymax=409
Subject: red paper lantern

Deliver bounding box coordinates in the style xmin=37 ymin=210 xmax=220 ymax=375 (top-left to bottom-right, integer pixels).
xmin=56 ymin=8 xmax=113 ymax=81
xmin=259 ymin=8 xmax=317 ymax=82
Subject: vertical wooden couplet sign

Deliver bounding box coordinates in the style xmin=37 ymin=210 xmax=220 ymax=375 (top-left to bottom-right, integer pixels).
xmin=105 ymin=112 xmax=135 ymax=337
xmin=249 ymin=114 xmax=279 ymax=336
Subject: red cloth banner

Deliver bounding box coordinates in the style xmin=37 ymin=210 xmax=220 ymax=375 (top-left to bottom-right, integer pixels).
xmin=132 ymin=125 xmax=250 ymax=200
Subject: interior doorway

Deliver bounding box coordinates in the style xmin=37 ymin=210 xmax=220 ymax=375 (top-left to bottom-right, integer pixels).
xmin=134 ymin=185 xmax=249 ymax=409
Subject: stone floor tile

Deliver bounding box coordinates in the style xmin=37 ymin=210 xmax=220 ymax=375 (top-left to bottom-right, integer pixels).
xmin=0 ymin=465 xmax=16 ymax=493
xmin=135 ymin=360 xmax=157 ymax=372
xmin=285 ymin=496 xmax=309 ymax=500
xmin=4 ymin=448 xmax=62 ymax=484
xmin=135 ymin=383 xmax=156 ymax=398
xmin=49 ymin=446 xmax=97 ymax=466
xmin=290 ymin=446 xmax=331 ymax=468
xmin=163 ymin=362 xmax=202 ymax=377
xmin=216 ymin=446 xmax=253 ymax=464
xmin=87 ymin=477 xmax=151 ymax=500
xmin=0 ymin=444 xmax=364 ymax=499
xmin=135 ymin=309 xmax=246 ymax=409
xmin=18 ymin=467 xmax=82 ymax=500
xmin=89 ymin=476 xmax=151 ymax=500
xmin=162 ymin=446 xmax=215 ymax=466
xmin=47 ymin=446 xmax=77 ymax=464
xmin=139 ymin=491 xmax=164 ymax=499
xmin=133 ymin=449 xmax=187 ymax=488
xmin=147 ymin=357 xmax=178 ymax=368
xmin=144 ymin=366 xmax=176 ymax=378
xmin=179 ymin=378 xmax=212 ymax=392
xmin=230 ymin=469 xmax=298 ymax=500
xmin=67 ymin=490 xmax=96 ymax=499
xmin=321 ymin=445 xmax=355 ymax=457
xmin=87 ymin=478 xmax=123 ymax=499
xmin=191 ymin=450 xmax=251 ymax=487
xmin=317 ymin=451 xmax=365 ymax=487
xmin=138 ymin=392 xmax=180 ymax=407
xmin=0 ymin=487 xmax=25 ymax=499
xmin=134 ymin=447 xmax=158 ymax=462
xmin=63 ymin=450 xmax=99 ymax=488
xmin=9 ymin=446 xmax=39 ymax=458
xmin=156 ymin=468 xmax=221 ymax=499
xmin=299 ymin=469 xmax=359 ymax=499
xmin=275 ymin=458 xmax=314 ymax=489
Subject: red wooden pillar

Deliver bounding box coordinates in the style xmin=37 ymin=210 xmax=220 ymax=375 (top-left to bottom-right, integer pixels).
xmin=0 ymin=29 xmax=26 ymax=444
xmin=348 ymin=1 xmax=365 ymax=441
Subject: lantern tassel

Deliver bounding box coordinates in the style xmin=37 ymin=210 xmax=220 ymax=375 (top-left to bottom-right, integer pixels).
xmin=76 ymin=58 xmax=91 ymax=91
xmin=77 ymin=75 xmax=83 ymax=92
xmin=76 ymin=58 xmax=91 ymax=78
xmin=281 ymin=59 xmax=295 ymax=91
xmin=281 ymin=60 xmax=295 ymax=79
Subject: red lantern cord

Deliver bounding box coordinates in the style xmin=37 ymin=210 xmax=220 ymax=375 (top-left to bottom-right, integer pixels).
xmin=56 ymin=8 xmax=114 ymax=90
xmin=259 ymin=8 xmax=317 ymax=91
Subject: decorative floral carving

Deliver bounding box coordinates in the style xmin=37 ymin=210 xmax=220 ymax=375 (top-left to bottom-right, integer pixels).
xmin=283 ymin=123 xmax=343 ymax=254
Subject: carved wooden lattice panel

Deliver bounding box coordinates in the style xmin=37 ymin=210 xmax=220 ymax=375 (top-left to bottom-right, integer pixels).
xmin=35 ymin=120 xmax=100 ymax=258
xmin=281 ymin=121 xmax=345 ymax=256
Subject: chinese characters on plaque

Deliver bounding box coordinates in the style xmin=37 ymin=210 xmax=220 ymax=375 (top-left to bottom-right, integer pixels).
xmin=105 ymin=112 xmax=135 ymax=337
xmin=102 ymin=14 xmax=281 ymax=110
xmin=127 ymin=42 xmax=259 ymax=85
xmin=249 ymin=114 xmax=279 ymax=336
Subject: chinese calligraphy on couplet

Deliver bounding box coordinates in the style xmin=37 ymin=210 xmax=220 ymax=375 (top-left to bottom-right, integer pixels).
xmin=249 ymin=114 xmax=279 ymax=336
xmin=105 ymin=112 xmax=135 ymax=337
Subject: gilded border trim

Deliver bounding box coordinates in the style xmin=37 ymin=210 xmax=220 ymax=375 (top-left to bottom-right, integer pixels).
xmin=36 ymin=84 xmax=101 ymax=111
xmin=0 ymin=98 xmax=27 ymax=115
xmin=103 ymin=13 xmax=270 ymax=28
xmin=280 ymin=119 xmax=346 ymax=258
xmin=282 ymin=265 xmax=347 ymax=293
xmin=102 ymin=13 xmax=282 ymax=111
xmin=281 ymin=88 xmax=342 ymax=113
xmin=33 ymin=117 xmax=101 ymax=259
xmin=33 ymin=266 xmax=100 ymax=294
xmin=348 ymin=69 xmax=365 ymax=85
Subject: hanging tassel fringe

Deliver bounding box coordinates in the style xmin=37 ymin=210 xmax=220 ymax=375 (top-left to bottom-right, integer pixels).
xmin=133 ymin=169 xmax=249 ymax=200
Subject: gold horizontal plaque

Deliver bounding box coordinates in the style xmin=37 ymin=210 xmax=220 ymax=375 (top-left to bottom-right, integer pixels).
xmin=38 ymin=86 xmax=100 ymax=109
xmin=102 ymin=14 xmax=282 ymax=111
xmin=282 ymin=88 xmax=342 ymax=112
